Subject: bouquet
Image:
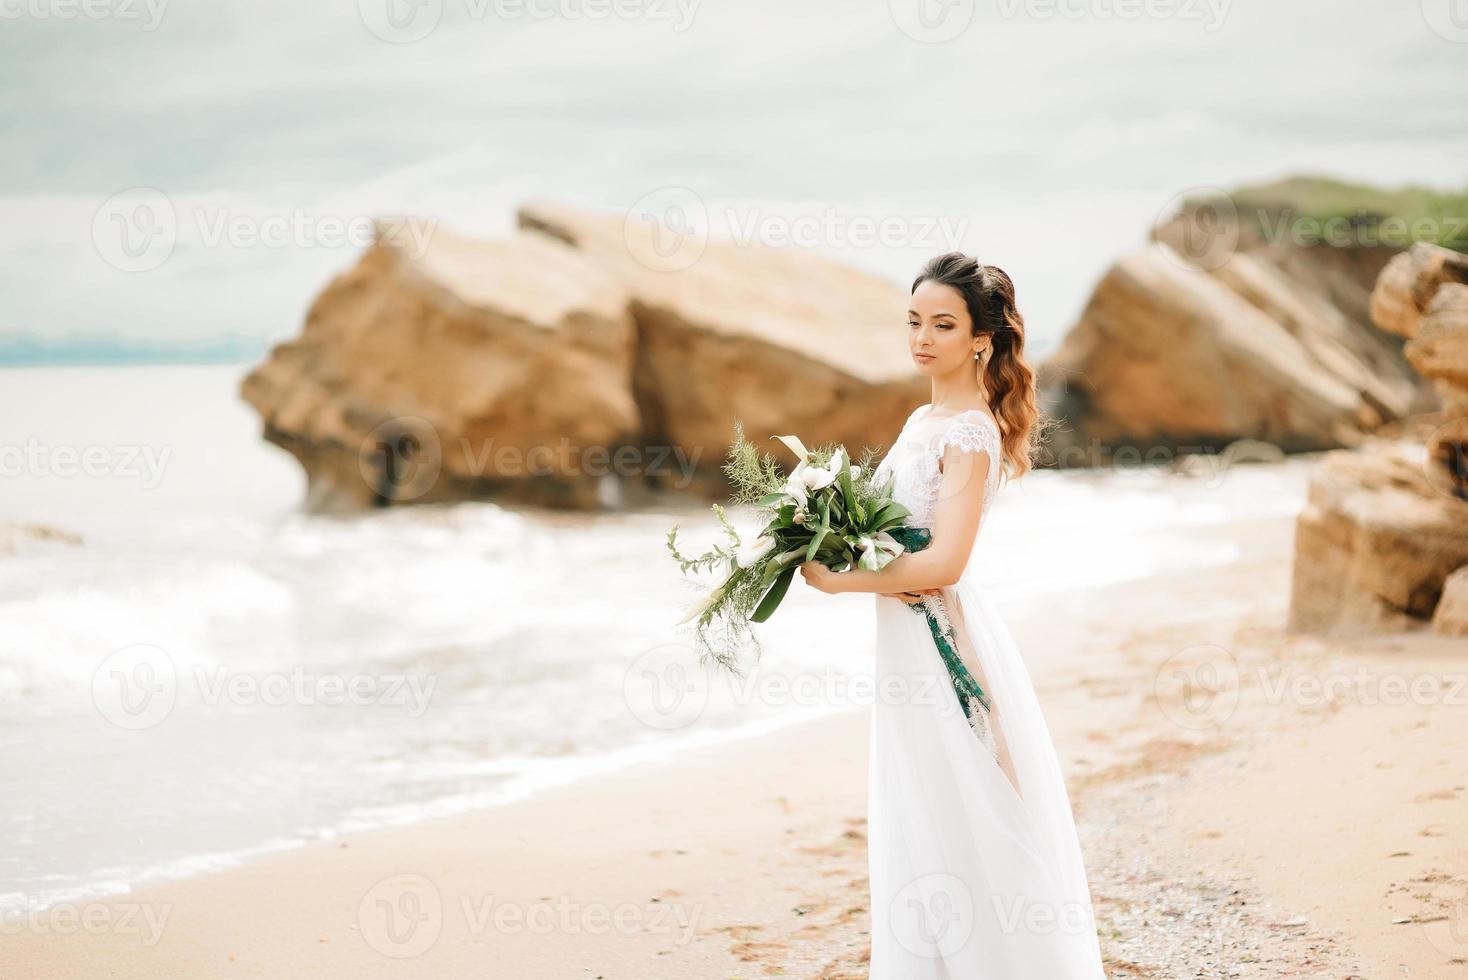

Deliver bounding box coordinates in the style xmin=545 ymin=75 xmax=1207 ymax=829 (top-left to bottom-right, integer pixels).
xmin=664 ymin=421 xmax=1000 ymax=759
xmin=665 ymin=422 xmax=930 ymax=675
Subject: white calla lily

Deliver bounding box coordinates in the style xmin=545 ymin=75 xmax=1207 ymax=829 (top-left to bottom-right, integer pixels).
xmin=735 ymin=534 xmax=777 ymax=569
xmin=677 ymin=581 xmax=726 ymax=625
xmin=856 ymin=530 xmax=905 ymax=571
xmin=783 ymin=475 xmax=808 ymax=508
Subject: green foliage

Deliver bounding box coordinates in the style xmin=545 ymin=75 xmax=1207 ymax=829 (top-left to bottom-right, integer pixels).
xmin=666 ymin=422 xmax=925 ymax=675
xmin=1181 ymin=174 xmax=1468 ymax=252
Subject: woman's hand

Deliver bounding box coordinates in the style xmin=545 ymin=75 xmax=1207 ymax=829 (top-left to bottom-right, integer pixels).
xmin=798 ymin=560 xmax=844 ymax=595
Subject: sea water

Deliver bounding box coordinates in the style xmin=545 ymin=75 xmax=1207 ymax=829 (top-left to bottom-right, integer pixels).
xmin=0 ymin=364 xmax=1313 ymax=912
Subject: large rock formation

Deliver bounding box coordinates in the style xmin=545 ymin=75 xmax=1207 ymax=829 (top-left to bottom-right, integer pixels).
xmin=516 ymin=201 xmax=921 ymax=485
xmin=242 ymin=203 xmax=923 ymax=512
xmin=242 ymin=225 xmax=641 ymax=511
xmin=1288 ymin=242 xmax=1468 ymax=634
xmin=1040 ymin=197 xmax=1434 ymax=464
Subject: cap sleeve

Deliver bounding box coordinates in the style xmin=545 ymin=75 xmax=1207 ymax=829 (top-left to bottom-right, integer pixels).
xmin=935 ymin=411 xmax=1001 ymax=469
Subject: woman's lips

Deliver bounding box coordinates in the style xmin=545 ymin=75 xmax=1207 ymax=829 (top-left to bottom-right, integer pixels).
xmin=914 ymin=353 xmax=935 ymax=362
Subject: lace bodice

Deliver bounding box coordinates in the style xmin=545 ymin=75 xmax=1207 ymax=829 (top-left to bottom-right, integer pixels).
xmin=872 ymin=405 xmax=1004 ymax=531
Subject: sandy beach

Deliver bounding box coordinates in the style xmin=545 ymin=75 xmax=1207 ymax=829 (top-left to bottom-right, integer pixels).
xmin=5 ymin=484 xmax=1465 ymax=979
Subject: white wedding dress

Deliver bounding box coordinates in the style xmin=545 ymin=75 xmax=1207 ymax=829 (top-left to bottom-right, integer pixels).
xmin=866 ymin=405 xmax=1107 ymax=978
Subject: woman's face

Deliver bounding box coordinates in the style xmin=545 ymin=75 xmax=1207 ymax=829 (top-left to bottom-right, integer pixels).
xmin=908 ymin=279 xmax=978 ymax=376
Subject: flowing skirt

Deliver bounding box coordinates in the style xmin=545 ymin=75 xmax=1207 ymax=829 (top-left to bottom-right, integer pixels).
xmin=867 ymin=573 xmax=1107 ymax=978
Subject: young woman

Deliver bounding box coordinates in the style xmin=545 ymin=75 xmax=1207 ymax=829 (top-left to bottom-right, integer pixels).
xmin=799 ymin=253 xmax=1107 ymax=977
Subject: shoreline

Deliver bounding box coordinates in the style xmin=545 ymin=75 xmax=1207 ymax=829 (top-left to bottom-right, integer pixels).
xmin=1 ymin=700 xmax=866 ymax=919
xmin=9 ymin=482 xmax=1468 ymax=976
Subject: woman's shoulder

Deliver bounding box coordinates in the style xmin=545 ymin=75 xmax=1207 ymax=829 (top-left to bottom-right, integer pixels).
xmin=916 ymin=404 xmax=999 ymax=433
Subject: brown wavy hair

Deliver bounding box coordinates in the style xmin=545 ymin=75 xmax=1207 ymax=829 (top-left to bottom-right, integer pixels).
xmin=911 ymin=252 xmax=1049 ymax=480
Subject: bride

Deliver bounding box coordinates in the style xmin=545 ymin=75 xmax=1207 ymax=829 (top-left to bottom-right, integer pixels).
xmin=798 ymin=253 xmax=1107 ymax=977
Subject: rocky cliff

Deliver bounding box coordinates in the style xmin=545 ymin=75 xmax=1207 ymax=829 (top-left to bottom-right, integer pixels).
xmin=1288 ymin=242 xmax=1468 ymax=635
xmin=1039 ymin=187 xmax=1438 ymax=464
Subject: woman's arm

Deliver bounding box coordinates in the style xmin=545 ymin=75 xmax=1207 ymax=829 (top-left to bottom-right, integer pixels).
xmin=800 ymin=444 xmax=991 ymax=595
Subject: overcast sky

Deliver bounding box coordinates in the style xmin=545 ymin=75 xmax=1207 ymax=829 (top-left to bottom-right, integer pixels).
xmin=3 ymin=0 xmax=1465 ymax=358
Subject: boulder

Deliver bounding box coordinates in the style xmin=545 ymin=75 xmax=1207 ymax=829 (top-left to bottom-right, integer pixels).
xmin=1433 ymin=565 xmax=1468 ymax=636
xmin=1373 ymin=245 xmax=1468 ymax=499
xmin=242 ymin=203 xmax=927 ymax=511
xmin=1288 ymin=446 xmax=1468 ymax=631
xmin=517 ymin=201 xmax=924 ymax=494
xmin=241 ymin=224 xmax=642 ymax=511
xmin=1039 ymin=244 xmax=1399 ymax=463
xmin=1289 ymin=241 xmax=1468 ymax=632
xmin=1369 ymin=241 xmax=1468 ymax=339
